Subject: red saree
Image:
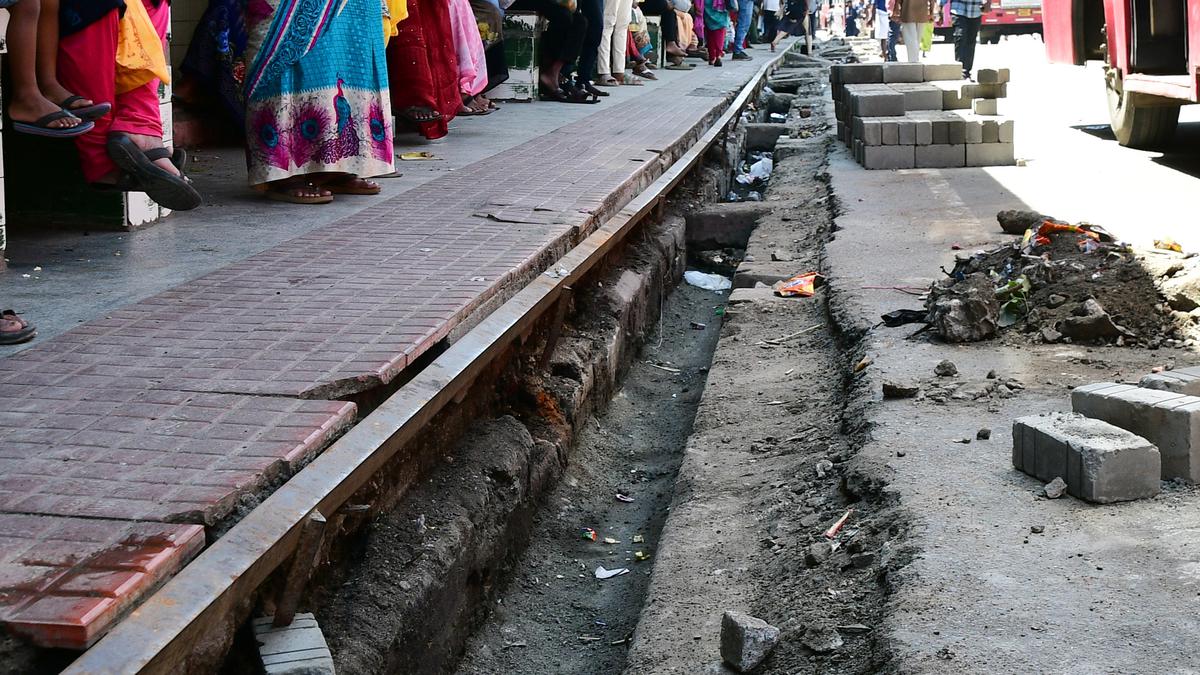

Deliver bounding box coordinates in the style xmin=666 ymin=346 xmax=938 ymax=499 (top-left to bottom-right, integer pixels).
xmin=387 ymin=0 xmax=460 ymax=140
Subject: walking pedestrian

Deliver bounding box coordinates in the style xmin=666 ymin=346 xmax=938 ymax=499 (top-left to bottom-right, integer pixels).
xmin=893 ymin=0 xmax=934 ymax=62
xmin=700 ymin=0 xmax=731 ymax=65
xmin=731 ymin=0 xmax=756 ymax=59
xmin=761 ymin=0 xmax=781 ymax=48
xmin=866 ymin=0 xmax=888 ymax=59
xmin=948 ymin=0 xmax=988 ymax=78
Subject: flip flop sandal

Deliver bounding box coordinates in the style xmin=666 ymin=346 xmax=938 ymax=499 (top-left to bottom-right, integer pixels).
xmin=634 ymin=67 xmax=658 ymax=80
xmin=60 ymin=95 xmax=112 ymax=121
xmin=0 ymin=310 xmax=36 ymax=345
xmin=665 ymin=61 xmax=695 ymax=70
xmin=398 ymin=106 xmax=443 ymax=125
xmin=106 ymin=135 xmax=202 ymax=211
xmin=12 ymin=110 xmax=93 ymax=138
xmin=622 ymin=76 xmax=644 ymax=86
xmin=594 ymin=76 xmax=620 ymax=86
xmin=326 ymin=178 xmax=382 ymax=195
xmin=265 ymin=182 xmax=334 ymax=204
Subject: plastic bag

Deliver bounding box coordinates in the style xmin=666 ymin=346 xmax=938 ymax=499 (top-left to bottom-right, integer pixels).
xmin=684 ymin=270 xmax=732 ymax=291
xmin=115 ymin=0 xmax=170 ymax=94
xmin=773 ymin=272 xmax=823 ymax=297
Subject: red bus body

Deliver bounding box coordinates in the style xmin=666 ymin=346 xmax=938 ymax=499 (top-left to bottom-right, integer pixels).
xmin=1043 ymin=0 xmax=1199 ymax=103
xmin=935 ymin=0 xmax=1043 ymax=40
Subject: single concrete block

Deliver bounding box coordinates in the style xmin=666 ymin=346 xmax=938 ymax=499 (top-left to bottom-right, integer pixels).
xmin=966 ymin=142 xmax=1015 ymax=166
xmin=964 ymin=119 xmax=983 ymax=144
xmin=899 ymin=86 xmax=944 ymax=111
xmin=970 ymin=82 xmax=1008 ymax=99
xmin=981 ymin=119 xmax=1000 ymax=143
xmin=1073 ymin=382 xmax=1200 ymax=481
xmin=852 ymin=91 xmax=906 ymax=117
xmin=1141 ymin=367 xmax=1200 ymax=396
xmin=862 ymin=144 xmax=915 ymax=169
xmin=973 ymin=97 xmax=999 ymax=115
xmin=853 ymin=138 xmax=864 ymax=163
xmin=977 ymin=67 xmax=1010 ymax=84
xmin=1012 ymin=412 xmax=1161 ymax=503
xmin=883 ymin=62 xmax=925 ymax=83
xmin=836 ymin=63 xmax=885 ymax=84
xmin=914 ymin=119 xmax=933 ymax=145
xmin=857 ymin=118 xmax=882 ymax=145
xmin=915 ymin=143 xmax=965 ymax=168
xmin=834 ymin=99 xmax=846 ymax=121
xmin=837 ymin=120 xmax=847 ymax=143
xmin=253 ymin=614 xmax=336 ymax=675
xmin=923 ymin=63 xmax=964 ymax=81
xmin=946 ymin=118 xmax=967 ymax=144
xmin=897 ymin=120 xmax=916 ymax=145
xmin=880 ymin=120 xmax=899 ymax=145
xmin=998 ymin=118 xmax=1014 ymax=143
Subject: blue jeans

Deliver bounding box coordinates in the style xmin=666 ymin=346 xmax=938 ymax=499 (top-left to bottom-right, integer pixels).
xmin=734 ymin=0 xmax=756 ymax=53
xmin=887 ymin=19 xmax=900 ymax=60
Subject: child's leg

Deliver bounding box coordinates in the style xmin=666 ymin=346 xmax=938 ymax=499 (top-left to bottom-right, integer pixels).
xmin=5 ymin=0 xmax=80 ymax=128
xmin=34 ymin=0 xmax=97 ymax=110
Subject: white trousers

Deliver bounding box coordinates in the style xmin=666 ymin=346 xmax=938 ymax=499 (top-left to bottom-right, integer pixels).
xmin=598 ymin=0 xmax=635 ymax=75
xmin=900 ymin=21 xmax=924 ymax=61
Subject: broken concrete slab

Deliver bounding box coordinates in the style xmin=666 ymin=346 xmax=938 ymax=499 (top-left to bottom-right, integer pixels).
xmin=1072 ymin=382 xmax=1200 ymax=481
xmin=1012 ymin=412 xmax=1161 ymax=503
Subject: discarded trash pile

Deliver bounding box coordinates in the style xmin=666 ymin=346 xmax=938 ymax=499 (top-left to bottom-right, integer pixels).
xmin=727 ymin=152 xmax=774 ymax=203
xmin=887 ymin=211 xmax=1181 ymax=347
xmin=1012 ymin=366 xmax=1200 ymax=503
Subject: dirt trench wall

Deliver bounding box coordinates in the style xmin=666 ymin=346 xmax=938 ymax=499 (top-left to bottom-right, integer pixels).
xmin=309 ymin=214 xmax=686 ymax=674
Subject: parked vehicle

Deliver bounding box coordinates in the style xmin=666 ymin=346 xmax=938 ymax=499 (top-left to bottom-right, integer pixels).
xmin=1044 ymin=0 xmax=1197 ymax=147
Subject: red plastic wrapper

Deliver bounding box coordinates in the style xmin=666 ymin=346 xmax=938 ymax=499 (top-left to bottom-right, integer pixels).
xmin=773 ymin=272 xmax=824 ymax=297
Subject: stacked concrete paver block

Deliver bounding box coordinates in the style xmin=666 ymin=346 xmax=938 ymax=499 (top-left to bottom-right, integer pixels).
xmin=831 ymin=63 xmax=1015 ymax=170
xmin=1012 ymin=412 xmax=1160 ymax=503
xmin=1071 ymin=382 xmax=1200 ymax=483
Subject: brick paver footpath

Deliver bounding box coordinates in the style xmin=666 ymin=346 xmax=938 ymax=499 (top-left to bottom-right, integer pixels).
xmin=0 ymin=63 xmax=764 ymax=648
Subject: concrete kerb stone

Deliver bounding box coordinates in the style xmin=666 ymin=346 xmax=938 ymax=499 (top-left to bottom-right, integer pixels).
xmin=998 ymin=119 xmax=1014 ymax=142
xmin=977 ymin=67 xmax=1011 ymax=84
xmin=1012 ymin=412 xmax=1161 ymax=503
xmin=897 ymin=120 xmax=916 ymax=145
xmin=882 ymin=62 xmax=925 ymax=83
xmin=981 ymin=119 xmax=1000 ymax=143
xmin=1141 ymin=367 xmax=1200 ymax=396
xmin=966 ymin=142 xmax=1015 ymax=166
xmin=923 ymin=63 xmax=964 ymax=81
xmin=915 ymin=144 xmax=965 ymax=168
xmin=914 ymin=120 xmax=933 ymax=145
xmin=851 ymin=91 xmax=906 ymax=117
xmin=253 ymin=614 xmax=335 ymax=675
xmin=1072 ymin=382 xmax=1200 ymax=481
xmin=834 ymin=63 xmax=885 ymax=84
xmin=881 ymin=120 xmax=899 ymax=145
xmin=862 ymin=144 xmax=915 ymax=169
xmin=973 ymin=98 xmax=999 ymax=115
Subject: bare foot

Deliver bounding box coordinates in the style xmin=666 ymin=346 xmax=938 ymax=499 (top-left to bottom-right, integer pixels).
xmin=8 ymin=93 xmax=80 ymax=128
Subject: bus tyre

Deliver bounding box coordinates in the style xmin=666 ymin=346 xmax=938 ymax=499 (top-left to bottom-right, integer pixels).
xmin=1106 ymin=70 xmax=1180 ymax=149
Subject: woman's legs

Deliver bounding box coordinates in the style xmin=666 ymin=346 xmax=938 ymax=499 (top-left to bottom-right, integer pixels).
xmin=511 ymin=0 xmax=572 ymax=89
xmin=640 ymin=0 xmax=686 ymax=57
xmin=900 ymin=21 xmax=921 ymax=61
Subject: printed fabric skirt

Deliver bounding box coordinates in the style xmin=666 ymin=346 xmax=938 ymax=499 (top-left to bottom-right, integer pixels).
xmin=242 ymin=0 xmax=396 ymax=187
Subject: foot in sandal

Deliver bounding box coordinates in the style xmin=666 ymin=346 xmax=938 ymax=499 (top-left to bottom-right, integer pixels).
xmin=323 ymin=175 xmax=381 ymax=195
xmin=0 ymin=310 xmax=36 ymax=346
xmin=265 ymin=179 xmax=334 ymax=205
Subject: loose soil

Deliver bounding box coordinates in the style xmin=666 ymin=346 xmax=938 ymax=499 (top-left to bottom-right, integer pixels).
xmin=453 ymin=283 xmax=722 ymax=675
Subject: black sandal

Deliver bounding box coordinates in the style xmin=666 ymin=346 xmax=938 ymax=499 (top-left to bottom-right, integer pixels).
xmin=60 ymin=95 xmax=112 ymax=121
xmin=559 ymin=80 xmax=599 ymax=104
xmin=579 ymin=81 xmax=610 ymax=97
xmin=106 ymin=135 xmax=202 ymax=211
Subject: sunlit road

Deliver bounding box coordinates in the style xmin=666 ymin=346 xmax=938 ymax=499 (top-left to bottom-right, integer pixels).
xmin=921 ymin=35 xmax=1200 ymax=249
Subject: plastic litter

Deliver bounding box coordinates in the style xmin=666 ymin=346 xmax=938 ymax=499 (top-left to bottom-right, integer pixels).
xmin=773 ymin=272 xmax=823 ymax=297
xmin=615 ymin=493 xmax=635 ymax=503
xmin=1155 ymin=238 xmax=1183 ymax=253
xmin=595 ymin=566 xmax=630 ymax=579
xmin=823 ymin=509 xmax=853 ymax=539
xmin=633 ymin=534 xmax=645 ymax=543
xmin=399 ymin=151 xmax=436 ymax=160
xmin=684 ymin=270 xmax=732 ymax=291
xmin=736 ymin=157 xmax=774 ymax=185
xmin=634 ymin=551 xmax=651 ymax=562
xmin=603 ymin=537 xmax=621 ymax=544
xmin=581 ymin=527 xmax=598 ymax=541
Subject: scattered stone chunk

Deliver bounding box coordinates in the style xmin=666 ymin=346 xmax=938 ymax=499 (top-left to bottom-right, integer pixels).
xmin=1058 ymin=299 xmax=1127 ymax=341
xmin=1043 ymin=477 xmax=1067 ymax=499
xmin=720 ymin=611 xmax=781 ymax=672
xmin=927 ymin=275 xmax=1000 ymax=342
xmin=934 ymin=360 xmax=958 ymax=377
xmin=1046 ymin=294 xmax=1068 ymax=309
xmin=1030 ymin=525 xmax=1045 ymax=534
xmin=997 ymin=209 xmax=1051 ymax=235
xmin=805 ymin=542 xmax=832 ymax=567
xmin=977 ymin=428 xmax=992 ymax=440
xmin=1041 ymin=326 xmax=1063 ymax=344
xmin=883 ymin=380 xmax=920 ymax=398
xmin=801 ymin=622 xmax=845 ymax=654
xmin=771 ymin=249 xmax=795 ymax=262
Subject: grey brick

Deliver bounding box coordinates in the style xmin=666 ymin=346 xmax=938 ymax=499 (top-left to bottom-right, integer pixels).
xmin=852 ymin=91 xmax=906 ymax=117
xmin=923 ymin=63 xmax=963 ymax=81
xmin=897 ymin=120 xmax=915 ymax=145
xmin=1141 ymin=367 xmax=1200 ymax=396
xmin=254 ymin=614 xmax=335 ymax=675
xmin=881 ymin=120 xmax=899 ymax=145
xmin=1012 ymin=412 xmax=1160 ymax=504
xmin=966 ymin=142 xmax=1015 ymax=166
xmin=964 ymin=119 xmax=983 ymax=143
xmin=915 ymin=143 xmax=965 ymax=168
xmin=855 ymin=117 xmax=882 ymax=145
xmin=947 ymin=118 xmax=967 ymax=144
xmin=969 ymin=82 xmax=1008 ymax=99
xmin=836 ymin=63 xmax=885 ymax=84
xmin=973 ymin=97 xmax=999 ymax=115
xmin=931 ymin=119 xmax=949 ymax=144
xmin=914 ymin=119 xmax=933 ymax=145
xmin=883 ymin=62 xmax=925 ymax=83
xmin=977 ymin=67 xmax=1010 ymax=84
xmin=998 ymin=118 xmax=1014 ymax=142
xmin=1072 ymin=382 xmax=1200 ymax=481
xmin=861 ymin=144 xmax=915 ymax=169
xmin=981 ymin=119 xmax=999 ymax=143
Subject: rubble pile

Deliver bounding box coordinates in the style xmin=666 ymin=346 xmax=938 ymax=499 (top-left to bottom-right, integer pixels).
xmin=908 ymin=213 xmax=1183 ymax=347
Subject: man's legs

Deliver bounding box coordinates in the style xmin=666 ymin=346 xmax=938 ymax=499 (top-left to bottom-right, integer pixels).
xmin=886 ymin=19 xmax=899 ymax=60
xmin=575 ymin=0 xmax=604 ymax=83
xmin=597 ymin=0 xmax=619 ymax=76
xmin=952 ymin=14 xmax=979 ymax=77
xmin=900 ymin=21 xmax=920 ymax=61
xmin=733 ymin=0 xmax=754 ymax=56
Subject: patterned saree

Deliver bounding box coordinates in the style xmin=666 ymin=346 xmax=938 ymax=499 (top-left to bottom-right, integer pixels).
xmin=243 ymin=0 xmax=396 ymax=187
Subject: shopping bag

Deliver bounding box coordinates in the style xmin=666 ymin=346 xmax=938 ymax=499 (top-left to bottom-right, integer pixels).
xmin=115 ymin=0 xmax=170 ymax=94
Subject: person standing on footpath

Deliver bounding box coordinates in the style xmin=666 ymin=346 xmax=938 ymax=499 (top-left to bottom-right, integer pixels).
xmin=893 ymin=0 xmax=934 ymax=62
xmin=731 ymin=0 xmax=756 ymax=60
xmin=948 ymin=0 xmax=988 ymax=78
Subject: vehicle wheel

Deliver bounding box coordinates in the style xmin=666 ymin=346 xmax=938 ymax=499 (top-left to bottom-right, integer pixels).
xmin=1105 ymin=68 xmax=1180 ymax=148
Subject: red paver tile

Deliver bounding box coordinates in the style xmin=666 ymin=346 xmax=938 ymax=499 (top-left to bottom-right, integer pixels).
xmin=0 ymin=514 xmax=204 ymax=649
xmin=0 ymin=383 xmax=356 ymax=525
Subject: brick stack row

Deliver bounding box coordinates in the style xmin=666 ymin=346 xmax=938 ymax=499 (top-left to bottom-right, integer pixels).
xmin=830 ymin=63 xmax=1016 ymax=170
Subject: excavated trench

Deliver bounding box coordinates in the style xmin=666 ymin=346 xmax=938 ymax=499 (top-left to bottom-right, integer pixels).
xmin=212 ymin=55 xmax=903 ymax=675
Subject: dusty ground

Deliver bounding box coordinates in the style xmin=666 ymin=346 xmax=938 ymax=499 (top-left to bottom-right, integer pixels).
xmin=453 ymin=283 xmax=722 ymax=674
